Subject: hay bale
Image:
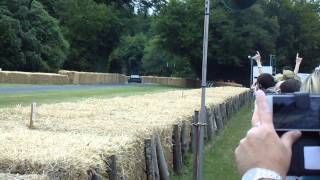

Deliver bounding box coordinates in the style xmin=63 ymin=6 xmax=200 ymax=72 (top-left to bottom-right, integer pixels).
xmin=59 ymin=70 xmax=125 ymax=84
xmin=141 ymin=76 xmax=200 ymax=88
xmin=5 ymin=71 xmax=31 ymax=84
xmin=119 ymin=74 xmax=128 ymax=83
xmin=0 ymin=71 xmax=8 ymax=83
xmin=0 ymin=87 xmax=249 ymax=179
xmin=0 ymin=71 xmax=68 ymax=85
xmin=29 ymin=73 xmax=69 ymax=84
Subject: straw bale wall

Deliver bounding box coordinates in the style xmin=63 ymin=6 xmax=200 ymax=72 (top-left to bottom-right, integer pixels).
xmin=141 ymin=76 xmax=201 ymax=88
xmin=0 ymin=70 xmax=200 ymax=87
xmin=0 ymin=87 xmax=251 ymax=179
xmin=58 ymin=70 xmax=127 ymax=84
xmin=0 ymin=71 xmax=69 ymax=84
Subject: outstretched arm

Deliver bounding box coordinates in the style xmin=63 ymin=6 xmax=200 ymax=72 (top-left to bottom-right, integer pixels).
xmin=254 ymin=51 xmax=263 ymax=74
xmin=294 ymin=53 xmax=303 ymax=75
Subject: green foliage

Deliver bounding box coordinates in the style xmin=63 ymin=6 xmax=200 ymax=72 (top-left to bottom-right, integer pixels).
xmin=153 ymin=0 xmax=280 ymax=80
xmin=108 ymin=33 xmax=147 ymax=74
xmin=265 ymin=0 xmax=320 ymax=72
xmin=41 ymin=0 xmax=123 ymax=72
xmin=142 ymin=36 xmax=195 ymax=77
xmin=0 ymin=0 xmax=68 ymax=72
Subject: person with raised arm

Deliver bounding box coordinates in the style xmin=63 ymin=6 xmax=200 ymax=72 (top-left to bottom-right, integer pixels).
xmin=253 ymin=51 xmax=263 ymax=75
xmin=294 ymin=53 xmax=303 ymax=75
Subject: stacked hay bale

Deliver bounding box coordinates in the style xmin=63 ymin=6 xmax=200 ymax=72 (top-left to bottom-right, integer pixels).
xmin=58 ymin=70 xmax=126 ymax=84
xmin=0 ymin=71 xmax=69 ymax=84
xmin=0 ymin=87 xmax=249 ymax=179
xmin=141 ymin=76 xmax=200 ymax=88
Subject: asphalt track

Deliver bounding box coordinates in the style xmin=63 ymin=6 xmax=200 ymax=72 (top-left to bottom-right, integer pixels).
xmin=0 ymin=83 xmax=152 ymax=94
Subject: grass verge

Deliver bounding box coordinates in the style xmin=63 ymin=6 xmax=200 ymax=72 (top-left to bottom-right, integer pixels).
xmin=173 ymin=103 xmax=252 ymax=180
xmin=0 ymin=85 xmax=180 ymax=108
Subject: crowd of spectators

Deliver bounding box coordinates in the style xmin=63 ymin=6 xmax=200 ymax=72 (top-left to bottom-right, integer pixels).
xmin=251 ymin=51 xmax=320 ymax=94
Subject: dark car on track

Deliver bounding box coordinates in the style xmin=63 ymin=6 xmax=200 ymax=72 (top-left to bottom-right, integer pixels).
xmin=128 ymin=75 xmax=142 ymax=83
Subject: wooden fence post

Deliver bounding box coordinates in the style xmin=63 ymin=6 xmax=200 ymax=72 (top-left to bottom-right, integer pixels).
xmin=152 ymin=136 xmax=160 ymax=180
xmin=29 ymin=102 xmax=36 ymax=129
xmin=192 ymin=111 xmax=199 ymax=179
xmin=91 ymin=164 xmax=102 ymax=180
xmin=180 ymin=122 xmax=188 ymax=163
xmin=155 ymin=134 xmax=170 ymax=180
xmin=206 ymin=109 xmax=214 ymax=140
xmin=106 ymin=155 xmax=117 ymax=180
xmin=172 ymin=125 xmax=182 ymax=175
xmin=214 ymin=106 xmax=224 ymax=131
xmin=145 ymin=139 xmax=156 ymax=180
xmin=203 ymin=108 xmax=208 ymax=141
xmin=192 ymin=111 xmax=199 ymax=153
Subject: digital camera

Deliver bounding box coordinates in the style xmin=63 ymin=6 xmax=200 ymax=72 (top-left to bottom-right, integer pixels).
xmin=267 ymin=93 xmax=320 ymax=176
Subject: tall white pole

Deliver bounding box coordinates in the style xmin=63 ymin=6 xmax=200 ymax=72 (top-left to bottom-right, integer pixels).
xmin=194 ymin=0 xmax=210 ymax=180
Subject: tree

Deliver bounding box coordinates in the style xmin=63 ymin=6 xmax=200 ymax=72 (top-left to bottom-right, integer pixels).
xmin=153 ymin=0 xmax=279 ymax=83
xmin=0 ymin=0 xmax=68 ymax=72
xmin=39 ymin=0 xmax=123 ymax=72
xmin=142 ymin=36 xmax=195 ymax=77
xmin=108 ymin=33 xmax=147 ymax=74
xmin=265 ymin=0 xmax=320 ymax=72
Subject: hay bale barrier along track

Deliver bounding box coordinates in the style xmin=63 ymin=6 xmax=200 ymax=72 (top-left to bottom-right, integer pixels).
xmin=0 ymin=71 xmax=69 ymax=85
xmin=0 ymin=87 xmax=250 ymax=179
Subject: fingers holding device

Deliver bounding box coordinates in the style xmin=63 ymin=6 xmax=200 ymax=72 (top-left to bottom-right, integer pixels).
xmin=235 ymin=90 xmax=302 ymax=179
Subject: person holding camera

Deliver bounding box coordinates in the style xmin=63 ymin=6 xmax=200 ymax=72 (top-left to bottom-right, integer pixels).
xmin=235 ymin=90 xmax=302 ymax=179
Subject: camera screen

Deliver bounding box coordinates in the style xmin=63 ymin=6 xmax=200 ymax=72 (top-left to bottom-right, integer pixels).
xmin=273 ymin=96 xmax=320 ymax=130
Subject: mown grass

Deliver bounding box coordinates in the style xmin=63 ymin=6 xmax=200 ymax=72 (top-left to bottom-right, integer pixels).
xmin=0 ymin=84 xmax=181 ymax=108
xmin=172 ymin=103 xmax=252 ymax=180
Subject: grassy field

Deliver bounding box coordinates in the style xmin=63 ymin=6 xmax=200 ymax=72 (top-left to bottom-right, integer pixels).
xmin=0 ymin=84 xmax=180 ymax=108
xmin=173 ymin=103 xmax=252 ymax=180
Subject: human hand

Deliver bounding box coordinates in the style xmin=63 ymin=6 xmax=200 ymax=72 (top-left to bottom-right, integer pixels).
xmin=254 ymin=51 xmax=261 ymax=64
xmin=235 ymin=90 xmax=301 ymax=179
xmin=296 ymin=53 xmax=303 ymax=64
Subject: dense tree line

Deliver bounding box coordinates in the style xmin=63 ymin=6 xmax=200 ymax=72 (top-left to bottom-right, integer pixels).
xmin=0 ymin=0 xmax=319 ymax=84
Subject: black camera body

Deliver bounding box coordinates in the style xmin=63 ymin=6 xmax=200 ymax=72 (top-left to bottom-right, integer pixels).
xmin=267 ymin=93 xmax=320 ymax=176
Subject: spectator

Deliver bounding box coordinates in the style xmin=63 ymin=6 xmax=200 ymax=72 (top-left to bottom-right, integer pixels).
xmin=256 ymin=73 xmax=276 ymax=93
xmin=301 ymin=66 xmax=320 ymax=94
xmin=280 ymin=79 xmax=302 ymax=93
xmin=275 ymin=53 xmax=302 ymax=82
